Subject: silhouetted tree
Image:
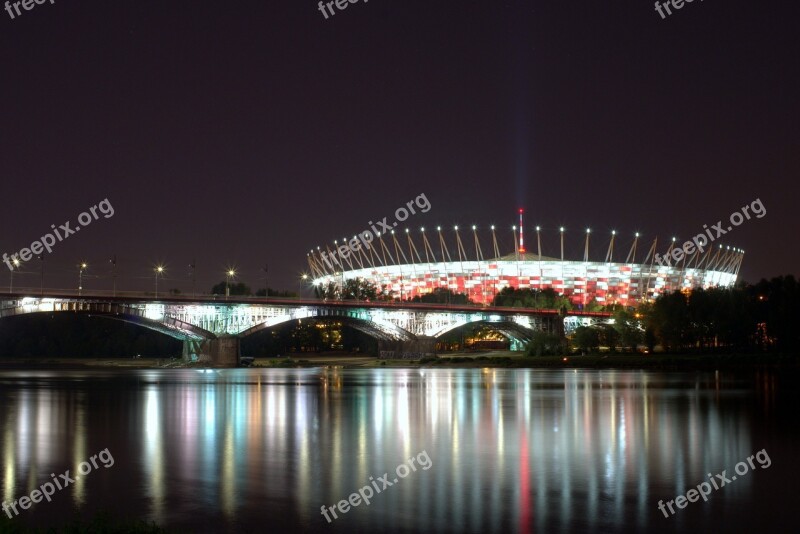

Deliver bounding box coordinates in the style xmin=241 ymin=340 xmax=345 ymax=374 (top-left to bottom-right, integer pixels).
xmin=314 ymin=278 xmax=378 ymax=300
xmin=211 ymin=281 xmax=251 ymax=296
xmin=572 ymin=326 xmax=600 ymax=353
xmin=526 ymin=331 xmax=566 ymax=356
xmin=613 ymin=309 xmax=643 ymax=352
xmin=255 ymin=288 xmax=297 ymax=297
xmin=598 ymin=324 xmax=620 ymax=352
xmin=492 ymin=287 xmax=572 ymax=310
xmin=412 ymin=287 xmax=471 ymax=305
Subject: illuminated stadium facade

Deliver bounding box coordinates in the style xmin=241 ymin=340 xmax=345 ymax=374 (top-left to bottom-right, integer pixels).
xmin=307 ymin=211 xmax=744 ymax=307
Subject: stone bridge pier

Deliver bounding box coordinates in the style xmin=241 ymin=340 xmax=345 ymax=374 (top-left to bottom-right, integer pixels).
xmin=183 ymin=336 xmax=241 ymax=366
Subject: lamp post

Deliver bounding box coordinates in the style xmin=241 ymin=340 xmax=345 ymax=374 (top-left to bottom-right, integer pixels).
xmin=584 ymin=229 xmax=591 ymax=310
xmin=38 ymin=255 xmax=44 ymax=296
xmin=109 ymin=254 xmax=117 ymax=297
xmin=559 ymin=227 xmax=565 ymax=294
xmin=337 ymin=239 xmax=347 ymax=298
xmin=671 ymin=237 xmax=677 ymax=290
xmin=490 ymin=225 xmax=497 ymax=304
xmin=535 ymin=225 xmax=542 ymax=296
xmin=9 ymin=258 xmax=20 ymax=292
xmin=78 ymin=262 xmax=87 ymax=295
xmin=154 ymin=265 xmax=164 ymax=298
xmin=300 ymin=274 xmax=308 ymax=298
xmin=268 ymin=263 xmax=269 ymax=298
xmin=584 ymin=228 xmax=591 ymax=262
xmin=189 ymin=259 xmax=196 ymax=297
xmin=226 ymin=268 xmax=236 ymax=300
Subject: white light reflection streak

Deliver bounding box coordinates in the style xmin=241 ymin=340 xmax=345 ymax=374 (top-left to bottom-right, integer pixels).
xmin=3 ymin=420 xmax=15 ymax=504
xmin=16 ymin=391 xmax=30 ymax=471
xmin=296 ymin=381 xmax=312 ymax=515
xmin=397 ymin=371 xmax=410 ymax=451
xmin=36 ymin=390 xmax=53 ymax=468
xmin=71 ymin=392 xmax=86 ymax=505
xmin=221 ymin=402 xmax=235 ymax=519
xmin=144 ymin=387 xmax=164 ymax=523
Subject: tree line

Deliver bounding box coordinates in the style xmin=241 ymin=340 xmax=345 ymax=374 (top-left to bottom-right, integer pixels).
xmin=530 ymin=275 xmax=800 ymax=355
xmin=209 ymin=281 xmax=297 ymax=297
xmin=641 ymin=275 xmax=799 ymax=353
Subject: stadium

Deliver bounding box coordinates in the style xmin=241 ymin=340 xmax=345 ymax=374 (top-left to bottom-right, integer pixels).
xmin=307 ymin=210 xmax=744 ymax=307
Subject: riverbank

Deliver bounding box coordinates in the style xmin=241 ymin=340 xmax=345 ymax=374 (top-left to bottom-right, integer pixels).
xmin=0 ymin=351 xmax=796 ymax=370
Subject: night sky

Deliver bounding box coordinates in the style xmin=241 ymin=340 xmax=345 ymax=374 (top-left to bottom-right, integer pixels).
xmin=1 ymin=0 xmax=797 ymax=294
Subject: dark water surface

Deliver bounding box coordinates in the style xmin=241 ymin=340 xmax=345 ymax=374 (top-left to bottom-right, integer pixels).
xmin=1 ymin=368 xmax=798 ymax=533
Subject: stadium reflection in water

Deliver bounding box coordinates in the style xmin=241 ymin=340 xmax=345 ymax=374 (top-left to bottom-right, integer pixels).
xmin=0 ymin=369 xmax=793 ymax=532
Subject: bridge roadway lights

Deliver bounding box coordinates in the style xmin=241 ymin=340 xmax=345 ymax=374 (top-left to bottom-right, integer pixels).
xmin=183 ymin=336 xmax=241 ymax=366
xmin=378 ymin=336 xmax=437 ymax=360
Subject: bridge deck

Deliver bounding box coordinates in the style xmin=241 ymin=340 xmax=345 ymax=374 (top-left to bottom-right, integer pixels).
xmin=0 ymin=290 xmax=611 ymax=318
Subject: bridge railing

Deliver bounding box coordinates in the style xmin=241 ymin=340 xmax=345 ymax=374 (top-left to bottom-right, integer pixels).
xmin=0 ymin=287 xmax=612 ymax=317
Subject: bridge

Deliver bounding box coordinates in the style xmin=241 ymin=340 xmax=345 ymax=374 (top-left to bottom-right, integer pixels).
xmin=0 ymin=291 xmax=611 ymax=365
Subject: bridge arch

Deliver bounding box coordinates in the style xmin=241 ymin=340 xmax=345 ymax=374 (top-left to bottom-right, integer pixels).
xmin=432 ymin=319 xmax=543 ymax=347
xmin=239 ymin=311 xmax=414 ymax=342
xmin=0 ymin=299 xmax=215 ymax=341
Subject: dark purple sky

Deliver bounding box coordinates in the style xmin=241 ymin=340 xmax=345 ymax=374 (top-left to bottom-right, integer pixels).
xmin=1 ymin=0 xmax=797 ymax=293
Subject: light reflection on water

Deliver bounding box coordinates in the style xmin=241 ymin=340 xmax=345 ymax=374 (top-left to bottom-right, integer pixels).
xmin=0 ymin=368 xmax=796 ymax=533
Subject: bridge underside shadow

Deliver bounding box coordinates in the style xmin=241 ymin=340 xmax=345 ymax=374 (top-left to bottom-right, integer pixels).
xmin=239 ymin=316 xmax=435 ymax=359
xmin=0 ymin=309 xmax=234 ymax=364
xmin=0 ymin=298 xmax=574 ymax=364
xmin=434 ymin=320 xmax=543 ymax=352
xmin=240 ymin=317 xmax=552 ymax=360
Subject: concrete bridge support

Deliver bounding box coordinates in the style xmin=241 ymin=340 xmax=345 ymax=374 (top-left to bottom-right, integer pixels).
xmin=378 ymin=336 xmax=437 ymax=360
xmin=183 ymin=336 xmax=241 ymax=366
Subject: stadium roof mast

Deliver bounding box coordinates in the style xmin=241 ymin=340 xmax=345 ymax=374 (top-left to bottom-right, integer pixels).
xmin=518 ymin=209 xmax=526 ymax=254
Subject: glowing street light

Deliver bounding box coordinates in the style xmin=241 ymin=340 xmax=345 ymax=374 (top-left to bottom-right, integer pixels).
xmin=8 ymin=257 xmax=20 ymax=292
xmin=38 ymin=255 xmax=44 ymax=297
xmin=584 ymin=228 xmax=591 ymax=263
xmin=78 ymin=262 xmax=87 ymax=295
xmin=154 ymin=265 xmax=165 ymax=298
xmin=300 ymin=273 xmax=308 ymax=297
xmin=226 ymin=268 xmax=236 ymax=299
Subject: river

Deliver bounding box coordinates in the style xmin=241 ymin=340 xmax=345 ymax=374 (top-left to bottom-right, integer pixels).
xmin=0 ymin=368 xmax=797 ymax=533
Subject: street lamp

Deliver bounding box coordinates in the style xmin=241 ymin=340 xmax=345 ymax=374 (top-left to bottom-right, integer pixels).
xmin=226 ymin=268 xmax=236 ymax=299
xmin=38 ymin=255 xmax=44 ymax=296
xmin=8 ymin=258 xmax=20 ymax=292
xmin=189 ymin=259 xmax=196 ymax=297
xmin=154 ymin=265 xmax=164 ymax=298
xmin=78 ymin=262 xmax=87 ymax=295
xmin=490 ymin=225 xmax=497 ymax=303
xmin=110 ymin=254 xmax=117 ymax=297
xmin=300 ymin=274 xmax=308 ymax=298
xmin=584 ymin=228 xmax=591 ymax=262
xmin=268 ymin=263 xmax=269 ymax=299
